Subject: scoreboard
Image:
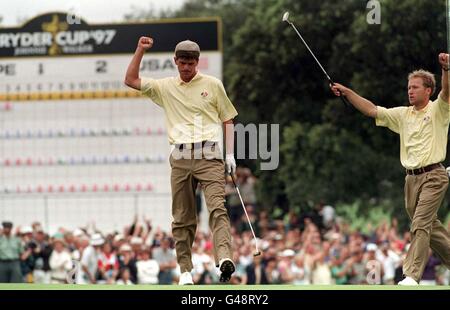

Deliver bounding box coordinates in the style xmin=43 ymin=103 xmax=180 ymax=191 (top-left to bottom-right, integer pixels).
xmin=0 ymin=13 xmax=222 ymax=233
xmin=0 ymin=53 xmax=221 ymax=100
xmin=0 ymin=12 xmax=222 ymax=99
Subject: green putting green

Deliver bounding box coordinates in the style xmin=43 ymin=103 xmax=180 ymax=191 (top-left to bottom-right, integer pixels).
xmin=0 ymin=284 xmax=448 ymax=290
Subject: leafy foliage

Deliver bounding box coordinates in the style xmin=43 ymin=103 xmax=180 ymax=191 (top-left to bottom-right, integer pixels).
xmin=125 ymin=0 xmax=450 ymax=217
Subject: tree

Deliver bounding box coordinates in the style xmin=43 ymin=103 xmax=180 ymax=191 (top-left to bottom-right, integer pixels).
xmin=227 ymin=0 xmax=369 ymax=210
xmin=327 ymin=0 xmax=448 ymax=213
xmin=228 ymin=0 xmax=448 ymax=214
xmin=172 ymin=0 xmax=257 ymax=78
xmin=278 ymin=121 xmax=402 ymax=209
xmin=125 ymin=0 xmax=449 ymax=217
xmin=123 ymin=3 xmax=173 ymax=21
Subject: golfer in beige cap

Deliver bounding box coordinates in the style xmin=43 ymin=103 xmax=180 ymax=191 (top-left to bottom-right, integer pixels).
xmin=125 ymin=37 xmax=237 ymax=285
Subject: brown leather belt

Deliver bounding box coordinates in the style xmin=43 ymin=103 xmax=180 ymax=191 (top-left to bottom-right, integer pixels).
xmin=405 ymin=163 xmax=442 ymax=175
xmin=174 ymin=141 xmax=217 ymax=150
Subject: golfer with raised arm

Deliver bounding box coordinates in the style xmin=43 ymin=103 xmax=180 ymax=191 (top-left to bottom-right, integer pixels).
xmin=331 ymin=53 xmax=450 ymax=285
xmin=125 ymin=36 xmax=237 ymax=285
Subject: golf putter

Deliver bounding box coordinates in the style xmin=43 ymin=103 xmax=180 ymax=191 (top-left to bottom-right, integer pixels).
xmin=282 ymin=11 xmax=350 ymax=107
xmin=229 ymin=173 xmax=261 ymax=257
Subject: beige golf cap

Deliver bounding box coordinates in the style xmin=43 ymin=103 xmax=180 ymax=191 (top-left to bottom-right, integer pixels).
xmin=175 ymin=40 xmax=200 ymax=59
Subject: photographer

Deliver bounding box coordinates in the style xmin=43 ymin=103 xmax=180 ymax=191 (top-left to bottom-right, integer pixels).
xmin=19 ymin=226 xmax=36 ymax=282
xmin=0 ymin=221 xmax=24 ymax=283
xmin=32 ymin=229 xmax=53 ymax=284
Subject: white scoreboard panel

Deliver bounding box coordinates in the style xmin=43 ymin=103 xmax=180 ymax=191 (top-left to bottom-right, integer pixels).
xmin=0 ymin=13 xmax=222 ymax=234
xmin=0 ymin=53 xmax=221 ymax=100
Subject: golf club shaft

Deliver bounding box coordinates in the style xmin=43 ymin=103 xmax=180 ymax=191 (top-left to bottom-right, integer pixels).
xmin=230 ymin=174 xmax=260 ymax=254
xmin=288 ymin=22 xmax=332 ymax=81
xmin=287 ymin=20 xmax=350 ymax=107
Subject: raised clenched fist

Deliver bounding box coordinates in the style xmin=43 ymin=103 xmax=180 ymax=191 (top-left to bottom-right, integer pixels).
xmin=138 ymin=36 xmax=153 ymax=51
xmin=438 ymin=53 xmax=449 ymax=70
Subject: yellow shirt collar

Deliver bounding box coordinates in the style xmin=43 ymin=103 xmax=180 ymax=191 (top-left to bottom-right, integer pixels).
xmin=177 ymin=71 xmax=202 ymax=85
xmin=412 ymin=101 xmax=430 ymax=113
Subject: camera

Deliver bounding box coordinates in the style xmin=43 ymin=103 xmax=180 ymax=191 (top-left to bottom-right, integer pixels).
xmin=26 ymin=240 xmax=38 ymax=250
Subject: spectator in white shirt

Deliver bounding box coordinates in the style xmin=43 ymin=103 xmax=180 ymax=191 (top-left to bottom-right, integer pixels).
xmin=49 ymin=236 xmax=72 ymax=284
xmin=376 ymin=241 xmax=400 ymax=284
xmin=136 ymin=246 xmax=159 ymax=284
xmin=77 ymin=233 xmax=104 ymax=284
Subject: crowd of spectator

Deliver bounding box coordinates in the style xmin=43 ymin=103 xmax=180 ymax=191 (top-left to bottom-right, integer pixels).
xmin=0 ymin=167 xmax=449 ymax=285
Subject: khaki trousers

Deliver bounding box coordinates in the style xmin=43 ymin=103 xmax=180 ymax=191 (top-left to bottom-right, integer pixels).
xmin=403 ymin=165 xmax=450 ymax=282
xmin=169 ymin=145 xmax=232 ymax=273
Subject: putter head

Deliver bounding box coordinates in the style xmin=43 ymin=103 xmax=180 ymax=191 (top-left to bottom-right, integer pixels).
xmin=253 ymin=251 xmax=261 ymax=257
xmin=282 ymin=11 xmax=290 ymax=23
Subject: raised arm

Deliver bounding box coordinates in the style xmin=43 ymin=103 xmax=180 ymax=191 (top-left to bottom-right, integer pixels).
xmin=438 ymin=53 xmax=449 ymax=102
xmin=124 ymin=36 xmax=153 ymax=90
xmin=330 ymin=83 xmax=378 ymax=118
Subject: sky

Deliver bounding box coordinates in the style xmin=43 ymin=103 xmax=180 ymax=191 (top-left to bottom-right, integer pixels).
xmin=0 ymin=0 xmax=187 ymax=27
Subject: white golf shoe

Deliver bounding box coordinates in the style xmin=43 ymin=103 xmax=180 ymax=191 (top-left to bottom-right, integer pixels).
xmin=178 ymin=272 xmax=194 ymax=285
xmin=398 ymin=276 xmax=419 ymax=286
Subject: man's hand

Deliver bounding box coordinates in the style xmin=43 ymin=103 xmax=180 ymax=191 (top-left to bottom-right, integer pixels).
xmin=125 ymin=37 xmax=152 ymax=90
xmin=225 ymin=154 xmax=236 ymax=175
xmin=138 ymin=36 xmax=153 ymax=51
xmin=330 ymin=83 xmax=348 ymax=97
xmin=439 ymin=53 xmax=450 ymax=103
xmin=439 ymin=53 xmax=449 ymax=70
